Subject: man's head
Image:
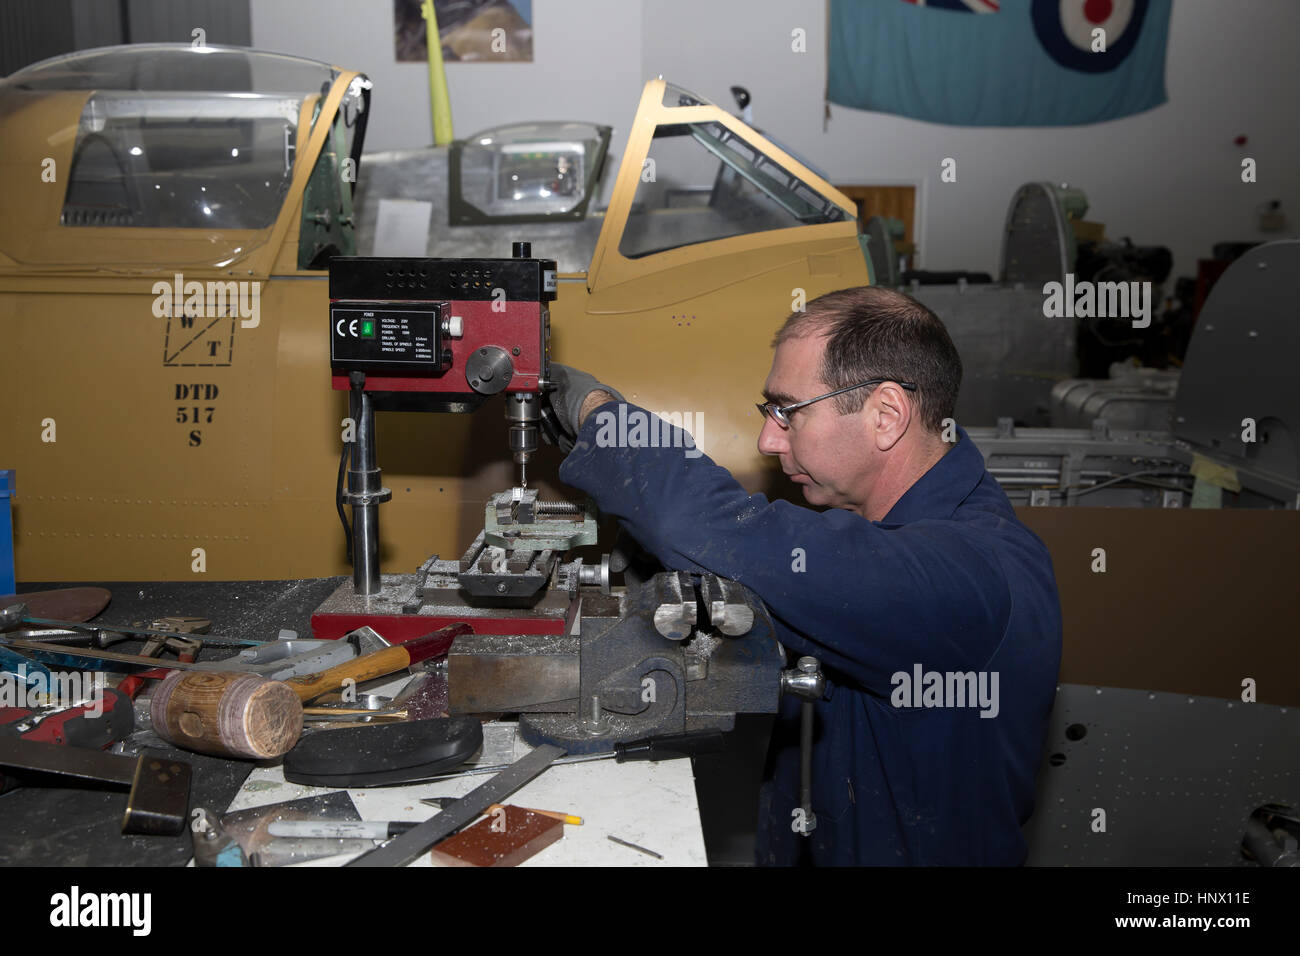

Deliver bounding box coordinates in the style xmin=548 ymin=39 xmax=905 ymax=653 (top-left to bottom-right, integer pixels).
xmin=757 ymin=286 xmax=962 ymax=517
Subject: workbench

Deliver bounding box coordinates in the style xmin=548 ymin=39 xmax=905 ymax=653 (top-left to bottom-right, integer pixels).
xmin=225 ymin=729 xmax=707 ymax=866
xmin=2 ymin=579 xmax=714 ymax=867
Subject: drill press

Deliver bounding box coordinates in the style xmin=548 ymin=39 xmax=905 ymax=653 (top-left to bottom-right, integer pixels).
xmin=313 ymin=246 xmax=786 ymax=752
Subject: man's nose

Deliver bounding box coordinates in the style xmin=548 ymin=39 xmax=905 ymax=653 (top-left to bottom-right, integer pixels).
xmin=757 ymin=415 xmax=788 ymax=456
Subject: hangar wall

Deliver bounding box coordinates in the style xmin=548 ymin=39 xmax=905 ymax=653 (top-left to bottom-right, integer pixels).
xmin=638 ymin=0 xmax=1300 ymax=283
xmin=6 ymin=2 xmax=1292 ymax=282
xmin=252 ymin=0 xmax=1298 ymax=283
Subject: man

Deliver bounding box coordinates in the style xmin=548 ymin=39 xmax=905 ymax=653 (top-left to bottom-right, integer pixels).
xmin=546 ymin=286 xmax=1062 ymax=865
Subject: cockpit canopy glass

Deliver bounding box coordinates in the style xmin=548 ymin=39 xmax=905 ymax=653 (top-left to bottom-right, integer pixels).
xmin=4 ymin=44 xmax=336 ymax=94
xmin=450 ymin=122 xmax=611 ymax=223
xmin=619 ymin=117 xmax=847 ymax=259
xmin=2 ymin=46 xmax=342 ymax=232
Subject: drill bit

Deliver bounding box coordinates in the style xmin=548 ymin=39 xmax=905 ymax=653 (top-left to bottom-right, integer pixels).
xmin=520 ymin=460 xmax=527 ymax=488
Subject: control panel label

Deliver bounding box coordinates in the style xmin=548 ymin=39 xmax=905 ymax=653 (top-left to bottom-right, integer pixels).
xmin=330 ymin=307 xmax=443 ymax=372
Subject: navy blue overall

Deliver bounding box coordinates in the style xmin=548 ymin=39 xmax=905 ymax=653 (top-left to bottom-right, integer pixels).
xmin=559 ymin=403 xmax=1062 ymax=865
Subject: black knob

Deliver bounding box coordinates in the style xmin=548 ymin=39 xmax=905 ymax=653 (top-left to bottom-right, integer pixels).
xmin=512 ymin=241 xmax=532 ymax=258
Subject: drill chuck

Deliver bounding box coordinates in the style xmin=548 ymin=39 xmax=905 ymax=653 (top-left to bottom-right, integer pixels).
xmin=507 ymin=392 xmax=541 ymax=465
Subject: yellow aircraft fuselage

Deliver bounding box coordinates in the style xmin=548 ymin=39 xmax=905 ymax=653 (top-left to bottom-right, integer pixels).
xmin=1 ymin=53 xmax=868 ymax=581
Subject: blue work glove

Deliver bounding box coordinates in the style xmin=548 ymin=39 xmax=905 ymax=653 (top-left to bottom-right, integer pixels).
xmin=544 ymin=363 xmax=624 ymax=453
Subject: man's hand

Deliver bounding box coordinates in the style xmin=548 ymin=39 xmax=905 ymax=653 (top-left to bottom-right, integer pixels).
xmin=544 ymin=364 xmax=624 ymax=451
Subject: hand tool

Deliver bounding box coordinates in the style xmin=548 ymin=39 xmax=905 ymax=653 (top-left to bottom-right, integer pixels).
xmin=607 ymin=835 xmax=663 ymax=860
xmin=0 ymin=689 xmax=136 ymax=793
xmin=6 ymin=635 xmax=362 ymax=682
xmin=420 ymin=730 xmax=725 ymax=780
xmin=8 ymin=614 xmax=272 ymax=648
xmin=117 ymin=624 xmax=204 ymax=700
xmin=151 ymin=623 xmax=472 ymax=760
xmin=268 ymin=819 xmax=419 ymax=840
xmin=0 ymin=639 xmax=212 ymax=673
xmin=301 ymin=706 xmax=408 ymax=720
xmin=9 ymin=616 xmax=209 ymax=651
xmin=296 ymin=669 xmax=433 ymax=720
xmin=150 ymin=671 xmax=304 ymax=759
xmin=420 ymin=797 xmax=457 ymax=810
xmin=190 ymin=807 xmax=249 ymax=867
xmin=346 ymin=743 xmax=566 ymax=867
xmin=0 ymin=738 xmax=190 ymax=835
xmin=278 ymin=622 xmax=470 ymax=702
xmin=0 ymin=689 xmax=135 ymax=747
xmin=780 ymin=656 xmax=824 ymax=838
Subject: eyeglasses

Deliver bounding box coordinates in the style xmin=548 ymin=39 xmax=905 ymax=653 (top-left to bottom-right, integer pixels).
xmin=756 ymin=378 xmax=918 ymax=427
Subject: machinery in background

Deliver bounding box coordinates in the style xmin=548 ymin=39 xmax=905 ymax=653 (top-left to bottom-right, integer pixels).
xmin=965 ymin=240 xmax=1298 ymax=510
xmin=862 ymin=183 xmax=1082 ymax=427
xmin=862 ymin=182 xmax=1185 ymax=427
xmin=314 ymin=249 xmax=785 ymax=752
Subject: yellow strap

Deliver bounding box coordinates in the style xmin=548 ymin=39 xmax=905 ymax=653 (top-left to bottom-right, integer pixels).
xmin=1190 ymin=452 xmax=1242 ymax=492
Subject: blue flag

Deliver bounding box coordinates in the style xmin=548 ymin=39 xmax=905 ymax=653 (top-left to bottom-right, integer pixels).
xmin=828 ymin=0 xmax=1171 ymax=126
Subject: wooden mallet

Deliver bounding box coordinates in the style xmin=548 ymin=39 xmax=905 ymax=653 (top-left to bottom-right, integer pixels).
xmin=150 ymin=623 xmax=471 ymax=759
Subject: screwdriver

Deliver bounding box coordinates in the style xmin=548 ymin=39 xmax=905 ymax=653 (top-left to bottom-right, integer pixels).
xmin=423 ymin=731 xmax=725 ymax=780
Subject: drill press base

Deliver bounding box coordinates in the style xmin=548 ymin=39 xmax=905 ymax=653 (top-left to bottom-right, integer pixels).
xmin=310 ymin=572 xmax=571 ymax=643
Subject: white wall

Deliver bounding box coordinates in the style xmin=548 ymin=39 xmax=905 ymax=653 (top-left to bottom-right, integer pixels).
xmin=252 ymin=0 xmax=1300 ymax=282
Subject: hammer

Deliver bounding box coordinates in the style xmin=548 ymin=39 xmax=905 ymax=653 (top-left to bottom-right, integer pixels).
xmin=150 ymin=622 xmax=472 ymax=760
xmin=0 ymin=737 xmax=190 ymax=836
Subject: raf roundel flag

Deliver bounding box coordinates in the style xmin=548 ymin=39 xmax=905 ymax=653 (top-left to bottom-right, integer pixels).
xmin=828 ymin=0 xmax=1172 ymax=126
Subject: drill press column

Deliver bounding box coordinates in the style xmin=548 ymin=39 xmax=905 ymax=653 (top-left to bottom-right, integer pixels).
xmin=345 ymin=373 xmax=391 ymax=596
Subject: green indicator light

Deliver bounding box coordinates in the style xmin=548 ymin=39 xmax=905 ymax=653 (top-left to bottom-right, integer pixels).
xmin=361 ymin=319 xmax=375 ymax=337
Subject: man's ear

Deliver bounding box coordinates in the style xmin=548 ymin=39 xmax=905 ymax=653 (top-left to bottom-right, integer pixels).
xmin=869 ymin=383 xmax=910 ymax=451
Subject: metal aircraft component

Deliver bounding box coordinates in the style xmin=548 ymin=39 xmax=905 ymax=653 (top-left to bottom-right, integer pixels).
xmin=965 ymin=421 xmax=1191 ymax=508
xmin=910 ymin=282 xmax=1076 ymax=427
xmin=1174 ymin=240 xmax=1299 ymax=491
xmin=1025 ymin=685 xmax=1300 ymax=865
xmin=1001 ymin=181 xmax=1088 ymax=286
xmin=1051 ymin=363 xmax=1180 ymax=431
xmin=964 ymin=242 xmax=1300 ymax=510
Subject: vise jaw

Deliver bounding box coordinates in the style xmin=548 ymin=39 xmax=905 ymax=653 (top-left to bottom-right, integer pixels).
xmin=446 ymin=570 xmax=784 ymax=754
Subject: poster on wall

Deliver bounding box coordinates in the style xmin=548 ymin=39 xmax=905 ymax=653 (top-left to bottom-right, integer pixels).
xmin=394 ymin=0 xmax=534 ymax=62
